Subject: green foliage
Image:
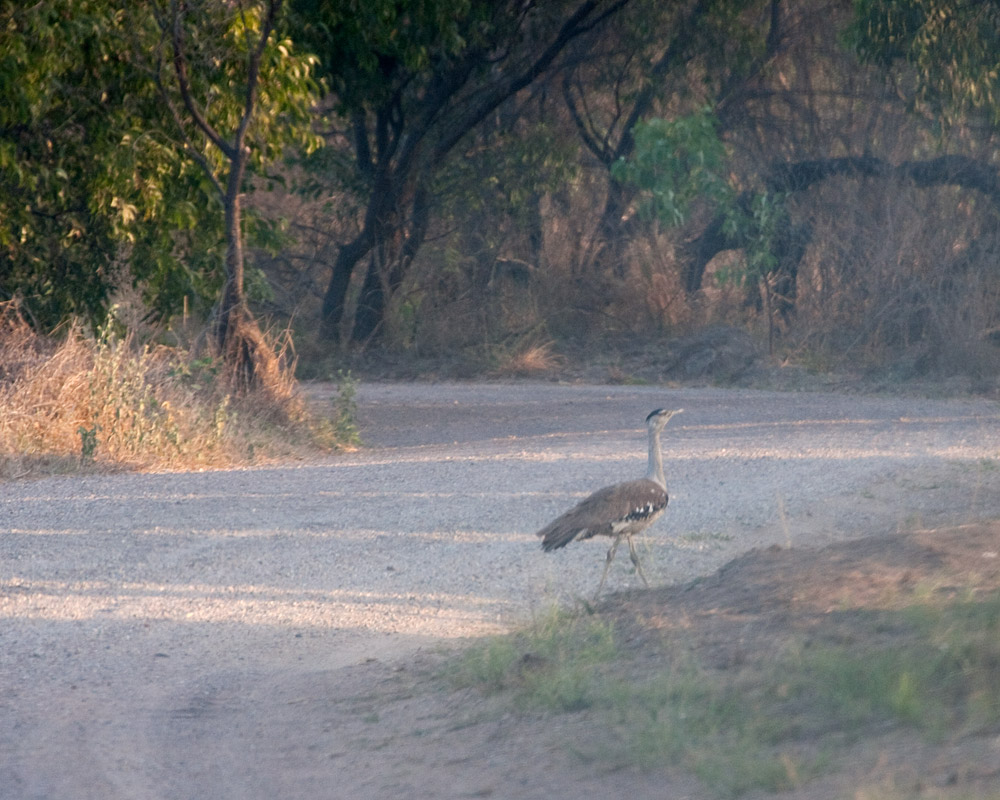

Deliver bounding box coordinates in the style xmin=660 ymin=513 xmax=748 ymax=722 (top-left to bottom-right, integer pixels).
xmin=288 ymin=0 xmax=539 ymax=219
xmin=799 ymin=593 xmax=1000 ymax=736
xmin=453 ymin=635 xmax=521 ymax=694
xmin=720 ymin=191 xmax=789 ymax=285
xmin=290 ymin=0 xmax=486 ymax=115
xmin=450 ymin=608 xmax=809 ymax=796
xmin=597 ymin=661 xmax=815 ymax=796
xmin=449 ymin=606 xmax=617 ymax=711
xmin=0 ymin=0 xmax=321 ymax=332
xmin=612 ymin=109 xmax=732 ymax=227
xmin=138 ymin=0 xmax=322 ymax=180
xmin=0 ymin=1 xmax=142 ymax=328
xmin=849 ymin=0 xmax=1000 ymax=125
xmin=78 ymin=424 xmax=101 ymax=464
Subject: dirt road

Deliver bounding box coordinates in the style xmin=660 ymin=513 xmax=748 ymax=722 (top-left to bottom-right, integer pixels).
xmin=2 ymin=382 xmax=999 ymax=799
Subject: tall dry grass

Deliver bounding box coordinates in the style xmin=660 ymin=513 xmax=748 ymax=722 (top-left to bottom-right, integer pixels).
xmin=788 ymin=179 xmax=1000 ymax=379
xmin=0 ymin=302 xmax=337 ymax=480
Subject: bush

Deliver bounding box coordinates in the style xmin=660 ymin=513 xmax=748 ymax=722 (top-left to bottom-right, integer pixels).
xmin=0 ymin=301 xmax=343 ymax=479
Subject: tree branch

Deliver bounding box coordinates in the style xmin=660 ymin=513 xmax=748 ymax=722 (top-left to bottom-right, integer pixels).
xmin=563 ymin=75 xmax=611 ymax=162
xmin=682 ymin=153 xmax=1000 ymax=293
xmin=611 ymin=0 xmax=713 ymax=163
xmin=150 ymin=10 xmax=224 ymax=197
xmin=233 ymin=0 xmax=279 ymax=152
xmin=168 ymin=0 xmax=233 ymax=159
xmin=432 ymin=0 xmax=631 ymax=165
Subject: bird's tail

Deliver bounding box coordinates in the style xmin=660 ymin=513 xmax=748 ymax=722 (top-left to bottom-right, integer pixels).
xmin=537 ymin=522 xmax=587 ymax=552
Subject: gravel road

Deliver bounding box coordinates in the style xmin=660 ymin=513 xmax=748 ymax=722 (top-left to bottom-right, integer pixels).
xmin=2 ymin=381 xmax=999 ymax=799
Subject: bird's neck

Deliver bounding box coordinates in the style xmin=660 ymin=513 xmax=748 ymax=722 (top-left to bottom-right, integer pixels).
xmin=645 ymin=426 xmax=666 ymax=489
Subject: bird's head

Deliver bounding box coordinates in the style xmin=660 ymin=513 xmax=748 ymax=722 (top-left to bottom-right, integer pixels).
xmin=646 ymin=408 xmax=683 ymax=430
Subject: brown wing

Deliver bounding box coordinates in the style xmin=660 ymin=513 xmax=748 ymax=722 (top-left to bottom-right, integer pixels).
xmin=537 ymin=479 xmax=667 ymax=552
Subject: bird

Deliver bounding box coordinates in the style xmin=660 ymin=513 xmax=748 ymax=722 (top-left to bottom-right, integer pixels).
xmin=536 ymin=408 xmax=683 ymax=597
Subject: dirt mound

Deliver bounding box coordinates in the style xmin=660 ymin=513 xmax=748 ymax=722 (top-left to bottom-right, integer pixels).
xmin=614 ymin=523 xmax=1000 ymax=671
xmin=322 ymin=523 xmax=1000 ymax=800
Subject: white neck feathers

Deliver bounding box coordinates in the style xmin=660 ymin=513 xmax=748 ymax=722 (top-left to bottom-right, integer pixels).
xmin=645 ymin=423 xmax=666 ymax=490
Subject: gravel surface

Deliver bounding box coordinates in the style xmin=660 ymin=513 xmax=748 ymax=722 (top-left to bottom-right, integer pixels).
xmin=2 ymin=381 xmax=999 ymax=799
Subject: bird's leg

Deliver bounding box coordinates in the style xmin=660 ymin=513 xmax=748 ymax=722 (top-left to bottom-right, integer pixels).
xmin=595 ymin=537 xmax=621 ymax=598
xmin=627 ymin=536 xmax=650 ymax=588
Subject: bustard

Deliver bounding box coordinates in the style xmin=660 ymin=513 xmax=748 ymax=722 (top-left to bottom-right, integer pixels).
xmin=537 ymin=408 xmax=682 ymax=596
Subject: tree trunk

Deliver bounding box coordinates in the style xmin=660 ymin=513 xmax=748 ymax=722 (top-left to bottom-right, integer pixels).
xmin=583 ymin=177 xmax=635 ymax=277
xmin=217 ymin=163 xmax=247 ymax=351
xmin=216 ymin=152 xmax=279 ymax=394
xmin=314 ymin=1 xmax=628 ymax=343
xmin=319 ymin=178 xmax=400 ymax=344
xmin=351 ymin=255 xmax=387 ymax=343
xmin=679 ymin=152 xmax=997 ymax=297
xmin=161 ymin=0 xmax=284 ymax=396
xmin=680 ymin=214 xmax=731 ymax=293
xmin=319 ymin=231 xmax=373 ymax=342
xmin=357 ymin=183 xmax=431 ymax=343
xmin=319 ymin=181 xmax=431 ymax=345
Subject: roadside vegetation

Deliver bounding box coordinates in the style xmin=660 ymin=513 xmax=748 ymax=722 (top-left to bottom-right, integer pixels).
xmin=4 ymin=1 xmax=1000 ymax=397
xmin=447 ymin=526 xmax=1000 ymax=798
xmin=0 ymin=301 xmax=355 ymax=480
xmin=3 ymin=1 xmax=1000 ymax=472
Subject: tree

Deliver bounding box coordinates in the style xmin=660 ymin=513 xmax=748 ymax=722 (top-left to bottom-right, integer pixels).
xmin=672 ymin=0 xmax=1000 ymax=314
xmin=292 ymin=0 xmax=631 ymax=343
xmin=560 ymin=0 xmax=775 ymax=278
xmin=0 ymin=0 xmax=320 ymax=371
xmin=141 ymin=0 xmax=320 ymax=389
xmin=610 ymin=111 xmax=731 ymax=230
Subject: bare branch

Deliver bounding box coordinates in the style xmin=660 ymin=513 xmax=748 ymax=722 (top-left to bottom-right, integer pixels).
xmin=563 ymin=75 xmax=610 ymax=162
xmin=432 ymin=0 xmax=633 ymax=165
xmin=611 ymin=0 xmax=714 ymax=163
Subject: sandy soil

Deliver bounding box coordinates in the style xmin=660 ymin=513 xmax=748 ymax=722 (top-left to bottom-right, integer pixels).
xmin=2 ymin=382 xmax=999 ymax=799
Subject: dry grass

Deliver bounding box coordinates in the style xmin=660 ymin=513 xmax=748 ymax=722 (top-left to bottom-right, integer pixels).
xmin=785 ymin=179 xmax=1000 ymax=380
xmin=0 ymin=302 xmax=342 ymax=480
xmin=491 ymin=338 xmax=565 ymax=377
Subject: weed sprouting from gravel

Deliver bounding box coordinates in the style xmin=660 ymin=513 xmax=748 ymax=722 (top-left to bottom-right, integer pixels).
xmin=331 ymin=369 xmax=361 ymax=447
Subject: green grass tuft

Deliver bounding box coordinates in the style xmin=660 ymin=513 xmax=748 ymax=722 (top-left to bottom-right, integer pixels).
xmin=447 ymin=590 xmax=1000 ymax=798
xmin=449 ymin=605 xmax=617 ymax=711
xmin=796 ymin=593 xmax=1000 ymax=738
